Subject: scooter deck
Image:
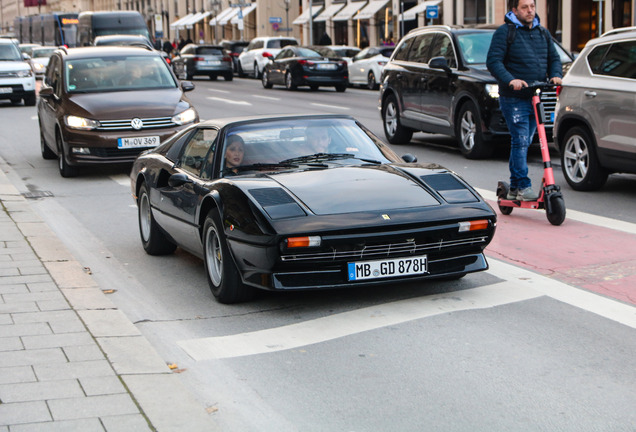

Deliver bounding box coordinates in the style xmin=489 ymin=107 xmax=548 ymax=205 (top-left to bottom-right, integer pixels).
xmin=497 ymin=199 xmax=545 ymax=210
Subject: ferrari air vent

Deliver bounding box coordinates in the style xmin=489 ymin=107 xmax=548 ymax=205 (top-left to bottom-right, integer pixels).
xmin=420 ymin=174 xmax=479 ymax=204
xmin=249 ymin=187 xmax=306 ymax=219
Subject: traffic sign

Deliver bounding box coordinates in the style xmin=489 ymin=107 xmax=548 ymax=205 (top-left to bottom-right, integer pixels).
xmin=269 ymin=16 xmax=282 ymax=23
xmin=426 ymin=5 xmax=438 ymax=19
xmin=230 ymin=3 xmax=250 ymax=7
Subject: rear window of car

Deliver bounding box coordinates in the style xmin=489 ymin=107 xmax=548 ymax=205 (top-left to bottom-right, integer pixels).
xmin=197 ymin=47 xmax=224 ymax=55
xmin=587 ymin=41 xmax=636 ymax=79
xmin=380 ymin=48 xmax=394 ymax=58
xmin=266 ymin=39 xmax=298 ymax=49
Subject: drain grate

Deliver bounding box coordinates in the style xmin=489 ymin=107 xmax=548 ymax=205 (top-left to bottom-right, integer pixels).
xmin=22 ymin=191 xmax=54 ymax=199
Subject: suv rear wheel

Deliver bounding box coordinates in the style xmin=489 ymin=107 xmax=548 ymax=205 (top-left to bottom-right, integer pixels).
xmin=455 ymin=101 xmax=493 ymax=159
xmin=382 ymin=94 xmax=413 ymax=144
xmin=560 ymin=126 xmax=608 ymax=191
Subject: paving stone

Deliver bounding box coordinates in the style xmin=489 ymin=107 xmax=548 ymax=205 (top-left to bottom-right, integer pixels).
xmin=0 ymin=336 xmax=23 ymax=351
xmin=17 ymin=265 xmax=48 ymax=276
xmin=27 ymin=237 xmax=74 ymax=262
xmin=49 ymin=317 xmax=86 ymax=334
xmin=0 ymin=283 xmax=28 ymax=295
xmin=0 ymin=314 xmax=12 ymax=325
xmin=61 ymin=287 xmax=116 ymax=311
xmin=26 ymin=282 xmax=58 ymax=292
xmin=0 ymin=366 xmax=36 ymax=384
xmin=3 ymin=291 xmax=65 ymax=303
xmin=22 ymin=332 xmax=94 ymax=349
xmin=100 ymin=414 xmax=152 ymax=432
xmin=38 ymin=299 xmax=72 ymax=311
xmin=9 ymin=418 xmax=104 ymax=432
xmin=34 ymin=359 xmax=114 ymax=381
xmin=0 ymin=379 xmax=83 ymax=402
xmin=0 ymin=322 xmax=51 ymax=338
xmin=48 ymin=394 xmax=139 ymax=421
xmin=43 ymin=261 xmax=97 ymax=289
xmin=0 ymin=302 xmax=39 ymax=314
xmin=79 ymin=376 xmax=127 ymax=396
xmin=0 ymin=267 xmax=19 ymax=276
xmin=11 ymin=309 xmax=77 ymax=324
xmin=96 ymin=336 xmax=169 ymax=375
xmin=0 ymin=348 xmax=66 ymax=367
xmin=63 ymin=344 xmax=106 ymax=362
xmin=0 ymin=259 xmax=41 ymax=269
xmin=78 ymin=310 xmax=140 ymax=337
xmin=0 ymin=401 xmax=51 ymax=425
xmin=0 ymin=274 xmax=51 ymax=285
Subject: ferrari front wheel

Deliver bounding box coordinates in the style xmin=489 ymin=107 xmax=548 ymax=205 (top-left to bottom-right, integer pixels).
xmin=203 ymin=209 xmax=255 ymax=304
xmin=138 ymin=184 xmax=176 ymax=255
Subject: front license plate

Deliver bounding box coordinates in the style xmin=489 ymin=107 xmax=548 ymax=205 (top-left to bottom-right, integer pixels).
xmin=348 ymin=255 xmax=428 ymax=281
xmin=117 ymin=136 xmax=160 ymax=149
xmin=0 ymin=87 xmax=12 ymax=94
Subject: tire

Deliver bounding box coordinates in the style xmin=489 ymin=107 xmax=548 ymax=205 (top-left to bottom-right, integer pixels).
xmin=285 ymin=71 xmax=296 ymax=90
xmin=382 ymin=94 xmax=413 ymax=144
xmin=335 ymin=84 xmax=346 ymax=92
xmin=367 ymin=71 xmax=378 ymax=90
xmin=56 ymin=132 xmax=78 ymax=178
xmin=546 ymin=195 xmax=566 ymax=226
xmin=262 ymin=69 xmax=273 ymax=88
xmin=310 ymin=85 xmax=319 ymax=91
xmin=237 ymin=62 xmax=246 ymax=78
xmin=137 ymin=184 xmax=177 ymax=255
xmin=455 ymin=100 xmax=493 ymax=159
xmin=253 ymin=62 xmax=261 ymax=79
xmin=202 ymin=209 xmax=255 ymax=304
xmin=40 ymin=128 xmax=55 ymax=160
xmin=496 ymin=182 xmax=513 ymax=215
xmin=210 ymin=75 xmax=218 ymax=81
xmin=224 ymin=73 xmax=233 ymax=81
xmin=24 ymin=94 xmax=36 ymax=106
xmin=560 ymin=126 xmax=608 ymax=191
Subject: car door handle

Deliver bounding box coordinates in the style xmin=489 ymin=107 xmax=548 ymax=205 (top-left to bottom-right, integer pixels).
xmin=584 ymin=91 xmax=597 ymax=98
xmin=395 ymin=73 xmax=403 ymax=80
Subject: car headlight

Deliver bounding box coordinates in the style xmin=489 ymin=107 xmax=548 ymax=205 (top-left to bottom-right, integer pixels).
xmin=171 ymin=107 xmax=197 ymax=125
xmin=33 ymin=63 xmax=45 ymax=72
xmin=65 ymin=115 xmax=100 ymax=130
xmin=485 ymin=84 xmax=499 ymax=99
xmin=16 ymin=69 xmax=33 ymax=78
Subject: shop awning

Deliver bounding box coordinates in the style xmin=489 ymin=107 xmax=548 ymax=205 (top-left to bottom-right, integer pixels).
xmin=210 ymin=7 xmax=235 ymax=26
xmin=170 ymin=13 xmax=194 ymax=29
xmin=314 ymin=3 xmax=346 ymax=22
xmin=293 ymin=5 xmax=323 ymax=25
xmin=354 ymin=0 xmax=389 ymax=20
xmin=399 ymin=0 xmax=441 ymax=21
xmin=231 ymin=3 xmax=257 ymax=24
xmin=332 ymin=1 xmax=367 ymax=21
xmin=186 ymin=11 xmax=211 ymax=26
xmin=219 ymin=8 xmax=240 ymax=25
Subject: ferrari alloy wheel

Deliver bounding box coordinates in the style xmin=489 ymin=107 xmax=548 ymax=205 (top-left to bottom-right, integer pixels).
xmin=382 ymin=94 xmax=413 ymax=144
xmin=203 ymin=209 xmax=254 ymax=304
xmin=56 ymin=132 xmax=78 ymax=178
xmin=455 ymin=101 xmax=493 ymax=159
xmin=560 ymin=126 xmax=608 ymax=191
xmin=138 ymin=184 xmax=176 ymax=255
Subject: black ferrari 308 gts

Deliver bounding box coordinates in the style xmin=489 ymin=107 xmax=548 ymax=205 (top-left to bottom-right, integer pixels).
xmin=130 ymin=114 xmax=497 ymax=303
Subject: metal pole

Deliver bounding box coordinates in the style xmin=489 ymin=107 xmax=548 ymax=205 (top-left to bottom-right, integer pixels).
xmin=598 ymin=0 xmax=603 ymax=37
xmin=400 ymin=1 xmax=404 ymax=40
xmin=308 ymin=0 xmax=313 ymax=45
xmin=285 ymin=0 xmax=290 ymax=36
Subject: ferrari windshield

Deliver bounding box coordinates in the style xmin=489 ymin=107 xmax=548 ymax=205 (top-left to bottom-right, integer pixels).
xmin=221 ymin=118 xmax=400 ymax=175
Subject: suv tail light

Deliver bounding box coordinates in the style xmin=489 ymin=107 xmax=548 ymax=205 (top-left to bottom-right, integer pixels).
xmin=193 ymin=56 xmax=204 ymax=62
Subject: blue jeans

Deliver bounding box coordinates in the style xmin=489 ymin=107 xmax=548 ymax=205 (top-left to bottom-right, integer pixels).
xmin=499 ymin=96 xmax=537 ymax=190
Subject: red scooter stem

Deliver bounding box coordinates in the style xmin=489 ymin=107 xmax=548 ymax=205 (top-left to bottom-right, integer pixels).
xmin=532 ymin=90 xmax=556 ymax=186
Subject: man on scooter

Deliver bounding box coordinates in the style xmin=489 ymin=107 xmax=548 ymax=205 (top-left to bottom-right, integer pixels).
xmin=486 ymin=0 xmax=562 ymax=201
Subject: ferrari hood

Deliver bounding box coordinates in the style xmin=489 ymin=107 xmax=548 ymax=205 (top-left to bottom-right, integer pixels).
xmin=269 ymin=165 xmax=441 ymax=215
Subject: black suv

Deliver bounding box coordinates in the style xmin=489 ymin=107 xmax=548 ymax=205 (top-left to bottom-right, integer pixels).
xmin=379 ymin=25 xmax=572 ymax=159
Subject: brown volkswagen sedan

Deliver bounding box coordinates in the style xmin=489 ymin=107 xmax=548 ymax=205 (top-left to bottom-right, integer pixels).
xmin=38 ymin=46 xmax=198 ymax=177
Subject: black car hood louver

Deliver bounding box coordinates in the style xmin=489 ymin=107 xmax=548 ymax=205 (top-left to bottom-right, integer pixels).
xmin=420 ymin=173 xmax=479 ymax=204
xmin=249 ymin=187 xmax=306 ymax=219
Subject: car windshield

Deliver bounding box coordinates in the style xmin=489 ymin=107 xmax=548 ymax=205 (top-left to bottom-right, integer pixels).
xmin=65 ymin=55 xmax=176 ymax=93
xmin=456 ymin=32 xmax=494 ymax=64
xmin=31 ymin=48 xmax=57 ymax=59
xmin=0 ymin=43 xmax=22 ymax=61
xmin=221 ymin=118 xmax=400 ymax=176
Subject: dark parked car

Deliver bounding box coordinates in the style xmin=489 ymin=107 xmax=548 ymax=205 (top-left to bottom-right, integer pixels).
xmin=261 ymin=46 xmax=348 ymax=91
xmin=554 ymin=27 xmax=636 ymax=191
xmin=38 ymin=46 xmax=198 ymax=177
xmin=380 ymin=25 xmax=573 ymax=159
xmin=172 ymin=43 xmax=233 ymax=81
xmin=130 ymin=114 xmax=497 ymax=304
xmin=220 ymin=39 xmax=248 ymax=73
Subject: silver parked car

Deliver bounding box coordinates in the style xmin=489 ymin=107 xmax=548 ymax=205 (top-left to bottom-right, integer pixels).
xmin=554 ymin=27 xmax=636 ymax=191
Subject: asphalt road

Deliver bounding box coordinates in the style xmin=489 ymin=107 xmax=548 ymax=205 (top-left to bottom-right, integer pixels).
xmin=0 ymin=81 xmax=635 ymax=431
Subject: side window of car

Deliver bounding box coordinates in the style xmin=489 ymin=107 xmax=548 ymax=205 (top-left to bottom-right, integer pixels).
xmin=352 ymin=48 xmax=368 ymax=62
xmin=393 ymin=37 xmax=413 ymax=61
xmin=254 ymin=40 xmax=264 ymax=50
xmin=592 ymin=40 xmax=636 ymax=79
xmin=408 ymin=33 xmax=435 ymax=63
xmin=429 ymin=34 xmax=457 ymax=69
xmin=177 ymin=128 xmax=219 ymax=178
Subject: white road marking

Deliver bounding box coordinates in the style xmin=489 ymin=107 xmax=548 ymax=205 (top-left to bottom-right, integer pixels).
xmin=475 ymin=187 xmax=636 ymax=235
xmin=208 ymin=88 xmax=230 ymax=94
xmin=310 ymin=103 xmax=350 ymax=110
xmin=253 ymin=95 xmax=281 ymax=101
xmin=110 ymin=174 xmax=131 ymax=187
xmin=178 ymin=258 xmax=636 ymax=361
xmin=207 ymin=97 xmax=251 ymax=106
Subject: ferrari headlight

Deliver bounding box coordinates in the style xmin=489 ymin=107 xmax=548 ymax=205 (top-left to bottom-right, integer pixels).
xmin=65 ymin=115 xmax=100 ymax=130
xmin=171 ymin=107 xmax=197 ymax=125
xmin=486 ymin=84 xmax=499 ymax=99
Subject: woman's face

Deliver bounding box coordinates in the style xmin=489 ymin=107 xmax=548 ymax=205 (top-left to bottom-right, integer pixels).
xmin=225 ymin=140 xmax=244 ymax=168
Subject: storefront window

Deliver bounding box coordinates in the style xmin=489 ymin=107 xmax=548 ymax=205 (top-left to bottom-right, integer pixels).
xmin=464 ymin=0 xmax=486 ymax=25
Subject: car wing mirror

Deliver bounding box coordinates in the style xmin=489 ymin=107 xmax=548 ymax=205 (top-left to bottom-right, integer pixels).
xmin=401 ymin=153 xmax=417 ymax=163
xmin=22 ymin=53 xmax=31 ymax=60
xmin=180 ymin=81 xmax=195 ymax=92
xmin=39 ymin=85 xmax=54 ymax=98
xmin=168 ymin=172 xmax=193 ymax=187
xmin=429 ymin=56 xmax=451 ymax=74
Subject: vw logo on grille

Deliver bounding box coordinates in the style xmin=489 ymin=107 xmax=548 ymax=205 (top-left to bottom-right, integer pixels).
xmin=131 ymin=118 xmax=144 ymax=130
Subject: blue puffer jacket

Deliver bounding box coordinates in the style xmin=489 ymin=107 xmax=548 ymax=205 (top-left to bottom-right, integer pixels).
xmin=486 ymin=12 xmax=562 ymax=99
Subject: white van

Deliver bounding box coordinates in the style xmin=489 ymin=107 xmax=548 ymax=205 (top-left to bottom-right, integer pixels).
xmin=0 ymin=38 xmax=36 ymax=106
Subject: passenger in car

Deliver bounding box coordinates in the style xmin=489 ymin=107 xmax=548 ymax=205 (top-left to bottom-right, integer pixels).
xmin=224 ymin=135 xmax=245 ymax=176
xmin=305 ymin=126 xmax=332 ymax=153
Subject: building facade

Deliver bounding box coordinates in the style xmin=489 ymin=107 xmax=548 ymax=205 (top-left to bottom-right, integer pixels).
xmin=1 ymin=0 xmax=634 ymax=52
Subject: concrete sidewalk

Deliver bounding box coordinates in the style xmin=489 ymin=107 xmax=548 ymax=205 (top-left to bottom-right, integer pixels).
xmin=0 ymin=167 xmax=219 ymax=431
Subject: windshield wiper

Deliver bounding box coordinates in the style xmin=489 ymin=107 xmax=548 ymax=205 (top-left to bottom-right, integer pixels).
xmin=223 ymin=162 xmax=298 ymax=174
xmin=280 ymin=153 xmax=356 ymax=164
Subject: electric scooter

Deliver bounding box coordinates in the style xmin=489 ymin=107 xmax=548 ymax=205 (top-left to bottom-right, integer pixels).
xmin=496 ymin=82 xmax=566 ymax=226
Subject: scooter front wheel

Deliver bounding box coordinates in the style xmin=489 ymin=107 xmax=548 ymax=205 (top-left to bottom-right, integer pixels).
xmin=546 ymin=195 xmax=566 ymax=226
xmin=496 ymin=182 xmax=513 ymax=215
